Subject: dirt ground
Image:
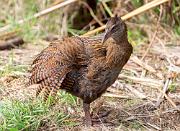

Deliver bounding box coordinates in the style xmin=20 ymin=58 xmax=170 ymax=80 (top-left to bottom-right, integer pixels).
xmin=0 ymin=36 xmax=180 ymax=130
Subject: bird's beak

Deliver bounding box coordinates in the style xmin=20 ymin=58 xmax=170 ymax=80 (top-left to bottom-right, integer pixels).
xmin=102 ymin=30 xmax=111 ymax=44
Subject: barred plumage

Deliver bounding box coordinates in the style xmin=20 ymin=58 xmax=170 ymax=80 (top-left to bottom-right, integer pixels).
xmin=28 ymin=16 xmax=133 ymax=126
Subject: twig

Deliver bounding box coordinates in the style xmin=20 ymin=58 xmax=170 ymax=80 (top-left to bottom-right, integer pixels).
xmin=141 ymin=5 xmax=163 ymax=60
xmin=141 ymin=30 xmax=158 ymax=59
xmin=159 ymin=26 xmax=172 ymax=38
xmin=131 ymin=56 xmax=156 ymax=73
xmin=101 ymin=1 xmax=113 ymax=17
xmin=122 ymin=110 xmax=153 ymax=130
xmin=99 ymin=3 xmax=108 ymax=18
xmin=135 ymin=82 xmax=161 ymax=88
xmin=111 ymin=80 xmax=149 ymax=99
xmin=82 ymin=0 xmax=170 ymax=36
xmin=0 ymin=0 xmax=78 ymax=32
xmin=155 ymin=59 xmax=178 ymax=108
xmin=0 ymin=29 xmax=20 ymax=40
xmin=154 ymin=36 xmax=179 ymax=109
xmin=162 ymin=106 xmax=180 ymax=113
xmin=146 ymin=123 xmax=162 ymax=130
xmin=107 ymin=87 xmax=122 ymax=94
xmin=169 ymin=93 xmax=180 ymax=100
xmin=156 ymin=37 xmax=180 ymax=73
xmin=131 ymin=56 xmax=163 ymax=79
xmin=157 ymin=87 xmax=177 ymax=109
xmin=125 ymin=85 xmax=147 ymax=99
xmin=155 ymin=77 xmax=172 ymax=107
xmin=51 ymin=0 xmax=65 ymax=6
xmin=103 ymin=93 xmax=132 ymax=99
xmin=0 ymin=36 xmax=24 ymax=50
xmin=81 ymin=1 xmax=104 ymax=26
xmin=119 ymin=74 xmax=163 ymax=87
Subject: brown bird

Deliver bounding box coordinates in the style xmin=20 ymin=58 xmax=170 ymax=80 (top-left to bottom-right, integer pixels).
xmin=29 ymin=16 xmax=133 ymax=126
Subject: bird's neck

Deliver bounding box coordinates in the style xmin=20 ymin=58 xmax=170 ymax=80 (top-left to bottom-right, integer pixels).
xmin=113 ymin=33 xmax=128 ymax=43
xmin=105 ymin=37 xmax=132 ymax=68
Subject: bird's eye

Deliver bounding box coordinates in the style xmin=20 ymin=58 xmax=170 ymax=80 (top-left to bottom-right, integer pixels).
xmin=111 ymin=25 xmax=116 ymax=29
xmin=111 ymin=24 xmax=117 ymax=32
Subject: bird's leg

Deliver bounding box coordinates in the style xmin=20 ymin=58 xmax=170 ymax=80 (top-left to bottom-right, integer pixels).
xmin=83 ymin=102 xmax=92 ymax=126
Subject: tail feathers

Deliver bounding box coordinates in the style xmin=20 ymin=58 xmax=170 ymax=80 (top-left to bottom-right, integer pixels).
xmin=43 ymin=86 xmax=52 ymax=101
xmin=43 ymin=87 xmax=59 ymax=102
xmin=35 ymin=73 xmax=66 ymax=101
xmin=35 ymin=84 xmax=60 ymax=102
xmin=36 ymin=84 xmax=44 ymax=97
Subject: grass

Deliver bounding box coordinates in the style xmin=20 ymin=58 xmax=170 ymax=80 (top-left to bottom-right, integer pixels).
xmin=6 ymin=16 xmax=42 ymax=42
xmin=0 ymin=99 xmax=62 ymax=130
xmin=1 ymin=0 xmax=43 ymax=42
xmin=128 ymin=29 xmax=147 ymax=47
xmin=57 ymin=91 xmax=77 ymax=106
xmin=67 ymin=27 xmax=87 ymax=36
xmin=0 ymin=49 xmax=78 ymax=130
xmin=0 ymin=63 xmax=28 ymax=77
xmin=0 ymin=91 xmax=78 ymax=131
xmin=128 ymin=121 xmax=144 ymax=130
xmin=173 ymin=25 xmax=180 ymax=36
xmin=169 ymin=83 xmax=176 ymax=93
xmin=0 ymin=100 xmax=48 ymax=131
xmin=0 ymin=51 xmax=27 ymax=77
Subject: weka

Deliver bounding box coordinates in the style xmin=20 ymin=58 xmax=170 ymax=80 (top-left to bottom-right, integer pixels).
xmin=29 ymin=16 xmax=133 ymax=126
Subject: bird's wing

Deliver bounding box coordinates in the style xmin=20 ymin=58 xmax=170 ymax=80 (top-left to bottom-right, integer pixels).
xmin=29 ymin=37 xmax=87 ymax=100
xmin=30 ymin=44 xmax=68 ymax=85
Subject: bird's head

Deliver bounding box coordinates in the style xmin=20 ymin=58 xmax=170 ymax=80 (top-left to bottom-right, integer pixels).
xmin=102 ymin=15 xmax=127 ymax=44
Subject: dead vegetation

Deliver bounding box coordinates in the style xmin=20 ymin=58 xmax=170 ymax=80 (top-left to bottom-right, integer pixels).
xmin=0 ymin=0 xmax=180 ymax=130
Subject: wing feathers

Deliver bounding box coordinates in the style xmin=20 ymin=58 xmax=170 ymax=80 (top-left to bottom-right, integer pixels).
xmin=29 ymin=37 xmax=108 ymax=101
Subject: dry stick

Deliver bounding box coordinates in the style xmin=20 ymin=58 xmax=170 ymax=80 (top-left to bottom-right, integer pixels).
xmin=119 ymin=74 xmax=163 ymax=85
xmin=103 ymin=93 xmax=132 ymax=99
xmin=141 ymin=5 xmax=163 ymax=60
xmin=141 ymin=30 xmax=158 ymax=59
xmin=80 ymin=1 xmax=104 ymax=26
xmin=131 ymin=56 xmax=156 ymax=73
xmin=122 ymin=109 xmax=153 ymax=130
xmin=125 ymin=85 xmax=147 ymax=99
xmin=0 ymin=0 xmax=78 ymax=33
xmin=99 ymin=3 xmax=108 ymax=18
xmin=82 ymin=0 xmax=170 ymax=36
xmin=154 ymin=37 xmax=178 ymax=109
xmin=111 ymin=80 xmax=149 ymax=100
xmin=155 ymin=77 xmax=172 ymax=107
xmin=157 ymin=86 xmax=177 ymax=109
xmin=107 ymin=87 xmax=123 ymax=94
xmin=157 ymin=37 xmax=180 ymax=73
xmin=101 ymin=1 xmax=113 ymax=17
xmin=51 ymin=0 xmax=65 ymax=6
xmin=146 ymin=123 xmax=161 ymax=131
xmin=0 ymin=36 xmax=24 ymax=50
xmin=0 ymin=0 xmax=169 ymax=34
xmin=131 ymin=56 xmax=163 ymax=80
xmin=0 ymin=29 xmax=20 ymax=40
xmin=106 ymin=82 xmax=147 ymax=99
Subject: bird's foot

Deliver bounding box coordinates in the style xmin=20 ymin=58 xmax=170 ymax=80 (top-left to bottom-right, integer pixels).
xmin=84 ymin=118 xmax=92 ymax=127
xmin=91 ymin=110 xmax=111 ymax=119
xmin=91 ymin=110 xmax=112 ymax=125
xmin=83 ymin=117 xmax=113 ymax=127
